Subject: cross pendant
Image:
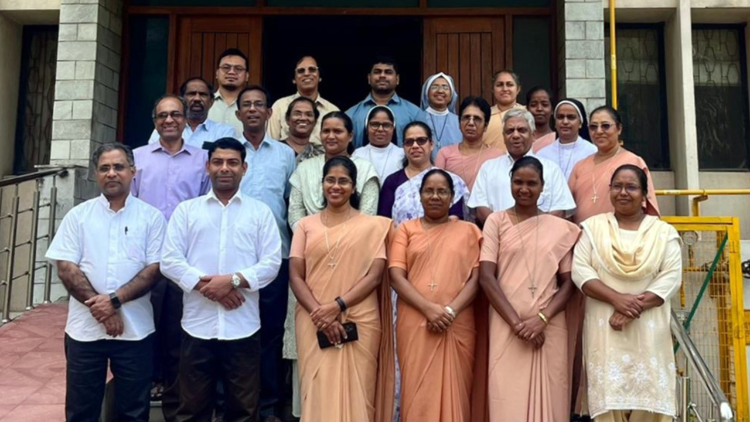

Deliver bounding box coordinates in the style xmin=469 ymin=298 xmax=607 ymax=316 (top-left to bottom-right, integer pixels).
xmin=528 ymin=285 xmax=537 ymax=298
xmin=591 ymin=192 xmax=599 ymax=203
xmin=327 ymin=262 xmax=337 ymax=269
xmin=428 ymin=280 xmax=438 ymax=292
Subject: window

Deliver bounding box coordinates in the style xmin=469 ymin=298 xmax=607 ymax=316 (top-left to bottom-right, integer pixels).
xmin=605 ymin=24 xmax=671 ymax=170
xmin=693 ymin=25 xmax=750 ymax=170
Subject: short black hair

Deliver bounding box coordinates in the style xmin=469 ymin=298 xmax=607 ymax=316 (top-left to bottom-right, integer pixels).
xmin=510 ymin=156 xmax=545 ymax=185
xmin=322 ymin=156 xmax=361 ymax=209
xmin=611 ymin=164 xmax=648 ymax=195
xmin=179 ymin=77 xmax=214 ymax=97
xmin=208 ymin=137 xmax=246 ymax=162
xmin=236 ymin=85 xmax=271 ymax=110
xmin=458 ymin=96 xmax=492 ymax=125
xmin=525 ymin=86 xmax=553 ymax=107
xmin=420 ymin=168 xmax=455 ymax=196
xmin=285 ymin=96 xmax=320 ymax=121
xmin=370 ymin=55 xmax=399 ymax=74
xmin=217 ymin=48 xmax=248 ymax=69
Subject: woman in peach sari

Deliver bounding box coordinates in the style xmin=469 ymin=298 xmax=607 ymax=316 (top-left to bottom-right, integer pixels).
xmin=290 ymin=156 xmax=393 ymax=422
xmin=479 ymin=156 xmax=580 ymax=422
xmin=389 ymin=169 xmax=482 ymax=422
xmin=568 ymin=106 xmax=659 ymax=224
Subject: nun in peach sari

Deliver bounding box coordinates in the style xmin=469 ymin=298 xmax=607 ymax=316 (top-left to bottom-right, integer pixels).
xmin=479 ymin=156 xmax=580 ymax=422
xmin=290 ymin=156 xmax=395 ymax=422
xmin=389 ymin=169 xmax=482 ymax=422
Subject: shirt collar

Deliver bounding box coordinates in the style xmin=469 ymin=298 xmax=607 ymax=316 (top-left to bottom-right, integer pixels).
xmin=505 ymin=148 xmax=535 ymax=165
xmin=242 ymin=132 xmax=274 ymax=151
xmin=149 ymin=139 xmax=193 ymax=156
xmin=96 ymin=193 xmax=134 ymax=213
xmin=365 ymin=92 xmax=402 ymax=106
xmin=293 ymin=92 xmax=326 ymax=106
xmin=205 ymin=188 xmax=243 ymax=205
xmin=214 ymin=91 xmax=238 ymax=106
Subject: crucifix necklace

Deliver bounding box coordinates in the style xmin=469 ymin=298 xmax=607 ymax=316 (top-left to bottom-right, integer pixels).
xmin=323 ymin=209 xmax=352 ymax=269
xmin=590 ymin=147 xmax=621 ymax=203
xmin=421 ymin=218 xmax=442 ymax=292
xmin=511 ymin=207 xmax=540 ymax=298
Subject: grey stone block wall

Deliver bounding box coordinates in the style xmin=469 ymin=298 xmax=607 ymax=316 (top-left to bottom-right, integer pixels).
xmin=558 ymin=0 xmax=607 ymax=114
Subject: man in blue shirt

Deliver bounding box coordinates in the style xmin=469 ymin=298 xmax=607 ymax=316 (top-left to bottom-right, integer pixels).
xmin=235 ymin=85 xmax=296 ymax=422
xmin=346 ymin=56 xmax=427 ymax=148
xmin=148 ymin=77 xmax=236 ymax=147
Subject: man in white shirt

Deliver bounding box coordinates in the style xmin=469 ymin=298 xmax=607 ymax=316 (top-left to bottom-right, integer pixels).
xmin=208 ymin=48 xmax=249 ymax=134
xmin=46 ymin=143 xmax=166 ymax=422
xmin=161 ymin=137 xmax=282 ymax=422
xmin=469 ymin=108 xmax=576 ymax=226
xmin=147 ymin=78 xmax=236 ymax=147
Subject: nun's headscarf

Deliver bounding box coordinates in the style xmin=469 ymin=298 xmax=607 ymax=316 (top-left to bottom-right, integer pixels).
xmin=554 ymin=98 xmax=591 ymax=141
xmin=362 ymin=105 xmax=397 ymax=147
xmin=420 ymin=72 xmax=458 ymax=112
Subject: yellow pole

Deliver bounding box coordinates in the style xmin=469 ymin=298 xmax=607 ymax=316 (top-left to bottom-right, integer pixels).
xmin=609 ymin=0 xmax=618 ymax=109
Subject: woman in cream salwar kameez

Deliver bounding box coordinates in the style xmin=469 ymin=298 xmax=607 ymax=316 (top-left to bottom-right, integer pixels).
xmin=572 ymin=164 xmax=682 ymax=422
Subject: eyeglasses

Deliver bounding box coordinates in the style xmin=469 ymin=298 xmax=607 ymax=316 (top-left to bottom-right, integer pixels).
xmin=291 ymin=111 xmax=315 ymax=119
xmin=296 ymin=66 xmax=319 ymax=75
xmin=368 ymin=122 xmax=394 ymax=131
xmin=323 ymin=177 xmax=352 ymax=187
xmin=403 ymin=137 xmax=430 ymax=147
xmin=219 ymin=65 xmax=247 ymax=74
xmin=610 ymin=183 xmax=641 ymax=193
xmin=588 ymin=122 xmax=616 ymax=132
xmin=460 ymin=115 xmax=484 ymax=124
xmin=155 ymin=111 xmax=184 ymax=121
xmin=97 ymin=164 xmax=131 ymax=174
xmin=429 ymin=84 xmax=451 ymax=92
xmin=240 ymin=101 xmax=267 ymax=110
xmin=421 ymin=189 xmax=452 ymax=198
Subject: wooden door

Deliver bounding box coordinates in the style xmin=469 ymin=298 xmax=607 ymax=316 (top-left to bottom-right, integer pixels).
xmin=174 ymin=16 xmax=262 ymax=92
xmin=423 ymin=18 xmax=508 ymax=108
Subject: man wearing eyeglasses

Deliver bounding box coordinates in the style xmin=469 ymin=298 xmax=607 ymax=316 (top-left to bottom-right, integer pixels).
xmin=346 ymin=55 xmax=428 ymax=148
xmin=208 ymin=48 xmax=250 ymax=135
xmin=236 ymin=85 xmax=296 ymax=422
xmin=147 ymin=77 xmax=236 ymax=148
xmin=267 ymin=56 xmax=339 ymax=145
xmin=131 ymin=94 xmax=211 ymax=422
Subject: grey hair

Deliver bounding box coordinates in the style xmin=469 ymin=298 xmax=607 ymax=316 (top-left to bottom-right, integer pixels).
xmin=503 ymin=108 xmax=535 ymax=130
xmin=92 ymin=143 xmax=135 ymax=167
xmin=151 ymin=94 xmax=188 ymax=120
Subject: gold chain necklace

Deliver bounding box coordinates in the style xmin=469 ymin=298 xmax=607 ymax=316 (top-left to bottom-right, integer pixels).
xmin=590 ymin=146 xmax=621 ymax=204
xmin=322 ymin=209 xmax=352 ymax=269
xmin=511 ymin=208 xmax=540 ymax=298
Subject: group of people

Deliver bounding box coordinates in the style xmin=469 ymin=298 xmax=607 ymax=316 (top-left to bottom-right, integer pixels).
xmin=46 ymin=47 xmax=681 ymax=422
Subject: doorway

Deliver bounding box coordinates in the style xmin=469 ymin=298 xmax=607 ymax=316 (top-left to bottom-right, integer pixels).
xmin=262 ymin=15 xmax=423 ymax=111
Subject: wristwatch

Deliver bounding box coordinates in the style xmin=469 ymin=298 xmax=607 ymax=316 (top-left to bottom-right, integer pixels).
xmin=109 ymin=292 xmax=122 ymax=309
xmin=231 ymin=273 xmax=242 ymax=289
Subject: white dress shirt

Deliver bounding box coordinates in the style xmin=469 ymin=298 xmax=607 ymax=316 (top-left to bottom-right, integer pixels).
xmin=147 ymin=119 xmax=237 ymax=148
xmin=45 ymin=194 xmax=166 ymax=342
xmin=536 ymin=137 xmax=597 ymax=180
xmin=467 ymin=151 xmax=576 ymax=214
xmin=160 ymin=190 xmax=282 ymax=340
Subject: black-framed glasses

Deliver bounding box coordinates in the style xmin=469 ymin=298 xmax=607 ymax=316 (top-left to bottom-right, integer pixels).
xmin=368 ymin=122 xmax=394 ymax=131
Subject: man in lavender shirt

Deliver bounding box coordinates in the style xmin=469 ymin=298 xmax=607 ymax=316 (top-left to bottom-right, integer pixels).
xmin=132 ymin=93 xmax=210 ymax=422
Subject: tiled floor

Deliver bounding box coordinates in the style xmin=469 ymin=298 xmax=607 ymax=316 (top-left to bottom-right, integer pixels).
xmin=0 ymin=303 xmax=67 ymax=422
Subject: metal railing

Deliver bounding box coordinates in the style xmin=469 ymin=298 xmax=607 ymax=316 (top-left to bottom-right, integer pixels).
xmin=0 ymin=167 xmax=69 ymax=323
xmin=673 ymin=310 xmax=735 ymax=422
xmin=655 ymin=189 xmax=750 ymax=217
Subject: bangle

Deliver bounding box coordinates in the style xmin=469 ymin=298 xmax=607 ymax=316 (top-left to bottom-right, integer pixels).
xmin=335 ymin=297 xmax=347 ymax=312
xmin=537 ymin=312 xmax=549 ymax=325
xmin=444 ymin=306 xmax=457 ymax=319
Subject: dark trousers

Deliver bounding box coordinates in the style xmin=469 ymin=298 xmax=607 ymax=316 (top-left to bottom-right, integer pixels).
xmin=177 ymin=332 xmax=261 ymax=422
xmin=151 ymin=277 xmax=185 ymax=422
xmin=259 ymin=258 xmax=289 ymax=419
xmin=65 ymin=334 xmax=153 ymax=422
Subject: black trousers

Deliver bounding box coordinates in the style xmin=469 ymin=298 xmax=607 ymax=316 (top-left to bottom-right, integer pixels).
xmin=151 ymin=277 xmax=185 ymax=422
xmin=65 ymin=334 xmax=153 ymax=422
xmin=259 ymin=258 xmax=289 ymax=419
xmin=177 ymin=332 xmax=261 ymax=422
